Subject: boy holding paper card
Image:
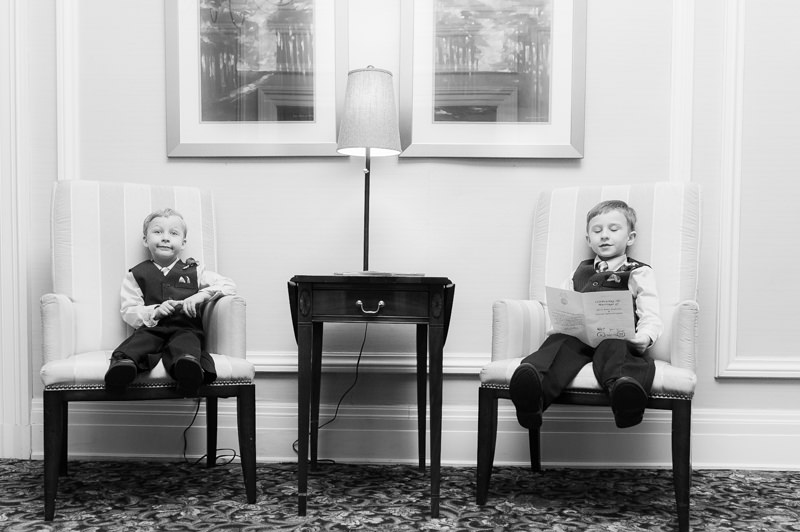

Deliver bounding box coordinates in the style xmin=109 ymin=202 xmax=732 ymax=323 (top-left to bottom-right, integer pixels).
xmin=510 ymin=200 xmax=662 ymax=429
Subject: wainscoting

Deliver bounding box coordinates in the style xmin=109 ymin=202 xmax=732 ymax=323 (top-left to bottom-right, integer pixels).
xmin=30 ymin=396 xmax=800 ymax=470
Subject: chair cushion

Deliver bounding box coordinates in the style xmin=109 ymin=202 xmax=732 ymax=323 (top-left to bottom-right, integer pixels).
xmin=479 ymin=357 xmax=696 ymax=397
xmin=41 ymin=351 xmax=255 ymax=388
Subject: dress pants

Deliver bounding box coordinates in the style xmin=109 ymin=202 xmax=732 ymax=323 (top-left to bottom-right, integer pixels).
xmin=520 ymin=333 xmax=655 ymax=409
xmin=111 ymin=325 xmax=217 ymax=383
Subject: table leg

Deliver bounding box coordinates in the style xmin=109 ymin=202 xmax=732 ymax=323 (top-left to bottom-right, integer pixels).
xmin=297 ymin=321 xmax=313 ymax=516
xmin=310 ymin=322 xmax=323 ymax=470
xmin=416 ymin=324 xmax=428 ymax=471
xmin=429 ymin=323 xmax=444 ymax=518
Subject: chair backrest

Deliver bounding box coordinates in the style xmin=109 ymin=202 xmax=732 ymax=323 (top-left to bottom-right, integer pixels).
xmin=529 ymin=183 xmax=700 ymax=363
xmin=51 ymin=180 xmax=218 ymax=353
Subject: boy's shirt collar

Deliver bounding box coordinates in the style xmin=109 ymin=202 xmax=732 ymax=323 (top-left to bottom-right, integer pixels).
xmin=594 ymin=254 xmax=628 ymax=273
xmin=153 ymin=258 xmax=181 ymax=275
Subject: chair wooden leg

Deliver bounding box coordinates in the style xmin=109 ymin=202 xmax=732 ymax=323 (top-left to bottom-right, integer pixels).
xmin=672 ymin=400 xmax=692 ymax=532
xmin=476 ymin=386 xmax=498 ymax=505
xmin=237 ymin=384 xmax=257 ymax=504
xmin=60 ymin=401 xmax=69 ymax=476
xmin=528 ymin=425 xmax=542 ymax=472
xmin=43 ymin=392 xmax=65 ymax=521
xmin=206 ymin=396 xmax=218 ymax=468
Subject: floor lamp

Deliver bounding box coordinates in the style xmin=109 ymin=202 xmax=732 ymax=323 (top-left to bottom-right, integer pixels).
xmin=336 ymin=66 xmax=402 ymax=272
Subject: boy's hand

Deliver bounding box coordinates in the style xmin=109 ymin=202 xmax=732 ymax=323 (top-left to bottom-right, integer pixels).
xmin=180 ymin=293 xmax=210 ymax=318
xmin=153 ymin=300 xmax=180 ymax=320
xmin=628 ymin=332 xmax=651 ymax=355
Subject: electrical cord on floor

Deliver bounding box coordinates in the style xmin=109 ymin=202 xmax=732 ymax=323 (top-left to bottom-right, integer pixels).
xmin=182 ymin=397 xmax=239 ymax=466
xmin=292 ymin=323 xmax=369 ymax=462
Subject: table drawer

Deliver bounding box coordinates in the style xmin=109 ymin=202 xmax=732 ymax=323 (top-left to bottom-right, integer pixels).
xmin=313 ymin=289 xmax=429 ymax=319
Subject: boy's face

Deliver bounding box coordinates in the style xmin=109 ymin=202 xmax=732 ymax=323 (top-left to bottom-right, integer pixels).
xmin=142 ymin=215 xmax=186 ymax=267
xmin=585 ymin=209 xmax=636 ymax=261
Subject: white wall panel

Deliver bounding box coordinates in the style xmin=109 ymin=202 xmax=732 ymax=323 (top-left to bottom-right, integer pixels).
xmin=716 ymin=0 xmax=800 ymax=377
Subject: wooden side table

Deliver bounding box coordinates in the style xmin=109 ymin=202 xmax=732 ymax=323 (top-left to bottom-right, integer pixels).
xmin=288 ymin=274 xmax=454 ymax=517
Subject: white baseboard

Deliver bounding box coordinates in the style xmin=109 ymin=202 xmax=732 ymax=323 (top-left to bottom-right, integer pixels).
xmin=246 ymin=350 xmax=489 ymax=374
xmin=0 ymin=423 xmax=32 ymax=459
xmin=28 ymin=398 xmax=800 ymax=470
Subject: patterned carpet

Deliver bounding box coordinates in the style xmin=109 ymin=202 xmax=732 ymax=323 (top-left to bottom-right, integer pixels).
xmin=1 ymin=459 xmax=799 ymax=531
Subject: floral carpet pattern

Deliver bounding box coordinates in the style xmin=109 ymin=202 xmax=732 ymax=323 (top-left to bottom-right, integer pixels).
xmin=1 ymin=459 xmax=800 ymax=531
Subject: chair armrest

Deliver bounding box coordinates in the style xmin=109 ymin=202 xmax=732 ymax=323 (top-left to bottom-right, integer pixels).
xmin=40 ymin=293 xmax=76 ymax=364
xmin=491 ymin=299 xmax=548 ymax=362
xmin=669 ymin=300 xmax=699 ymax=372
xmin=203 ymin=295 xmax=246 ymax=359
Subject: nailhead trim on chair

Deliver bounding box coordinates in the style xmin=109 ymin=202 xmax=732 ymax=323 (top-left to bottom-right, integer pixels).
xmin=478 ymin=383 xmax=693 ymax=401
xmin=44 ymin=380 xmax=254 ymax=391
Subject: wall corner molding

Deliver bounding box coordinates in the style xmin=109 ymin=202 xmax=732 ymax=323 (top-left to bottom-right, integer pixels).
xmin=0 ymin=0 xmax=32 ymax=459
xmin=715 ymin=0 xmax=745 ymax=378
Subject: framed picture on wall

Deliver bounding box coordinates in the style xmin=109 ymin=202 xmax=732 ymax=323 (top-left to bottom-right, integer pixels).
xmin=165 ymin=0 xmax=347 ymax=157
xmin=399 ymin=0 xmax=587 ymax=158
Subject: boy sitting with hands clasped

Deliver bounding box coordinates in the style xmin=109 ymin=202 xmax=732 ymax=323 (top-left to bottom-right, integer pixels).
xmin=104 ymin=208 xmax=236 ymax=395
xmin=510 ymin=200 xmax=662 ymax=429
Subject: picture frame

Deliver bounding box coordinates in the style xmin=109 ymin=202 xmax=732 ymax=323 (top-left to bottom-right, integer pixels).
xmin=399 ymin=0 xmax=587 ymax=158
xmin=165 ymin=0 xmax=348 ymax=157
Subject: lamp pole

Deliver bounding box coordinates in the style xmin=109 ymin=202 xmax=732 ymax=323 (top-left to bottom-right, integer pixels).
xmin=363 ymin=147 xmax=371 ymax=271
xmin=336 ymin=66 xmax=400 ymax=272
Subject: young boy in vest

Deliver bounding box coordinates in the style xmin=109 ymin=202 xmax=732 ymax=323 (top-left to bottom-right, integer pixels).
xmin=510 ymin=200 xmax=662 ymax=429
xmin=104 ymin=208 xmax=236 ymax=395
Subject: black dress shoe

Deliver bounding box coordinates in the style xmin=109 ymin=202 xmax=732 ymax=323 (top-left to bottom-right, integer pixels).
xmin=104 ymin=358 xmax=137 ymax=391
xmin=509 ymin=363 xmax=544 ymax=429
xmin=174 ymin=355 xmax=204 ymax=395
xmin=610 ymin=376 xmax=648 ymax=428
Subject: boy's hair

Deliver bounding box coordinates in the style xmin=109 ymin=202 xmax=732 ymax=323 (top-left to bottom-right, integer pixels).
xmin=586 ymin=200 xmax=637 ymax=231
xmin=142 ymin=208 xmax=187 ymax=236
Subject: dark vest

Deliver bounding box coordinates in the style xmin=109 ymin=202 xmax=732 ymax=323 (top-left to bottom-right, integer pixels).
xmin=571 ymin=258 xmax=649 ymax=325
xmin=130 ymin=259 xmax=202 ymax=329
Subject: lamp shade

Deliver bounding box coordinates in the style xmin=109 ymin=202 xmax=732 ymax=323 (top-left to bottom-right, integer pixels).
xmin=337 ymin=66 xmax=402 ymax=157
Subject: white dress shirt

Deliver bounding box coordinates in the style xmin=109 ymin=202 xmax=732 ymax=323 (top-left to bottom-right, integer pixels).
xmin=120 ymin=258 xmax=237 ymax=329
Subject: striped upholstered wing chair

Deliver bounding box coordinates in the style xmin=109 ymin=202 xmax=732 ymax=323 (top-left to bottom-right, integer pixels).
xmin=476 ymin=183 xmax=700 ymax=532
xmin=40 ymin=180 xmax=256 ymax=521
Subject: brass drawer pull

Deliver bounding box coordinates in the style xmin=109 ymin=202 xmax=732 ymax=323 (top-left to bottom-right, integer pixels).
xmin=355 ymin=299 xmax=385 ymax=314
